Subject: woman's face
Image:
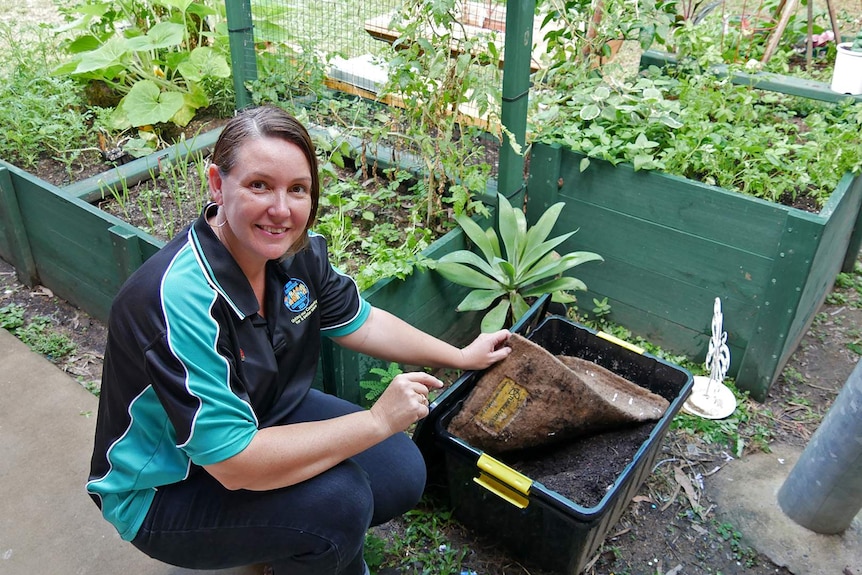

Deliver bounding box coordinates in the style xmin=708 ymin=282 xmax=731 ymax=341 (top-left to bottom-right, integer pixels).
xmin=208 ymin=136 xmax=313 ymax=272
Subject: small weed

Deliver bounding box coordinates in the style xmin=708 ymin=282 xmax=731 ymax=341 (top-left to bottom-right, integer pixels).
xmin=0 ymin=303 xmax=25 ymax=330
xmin=0 ymin=305 xmax=76 ymax=362
xmin=359 ymin=362 xmax=403 ymax=408
xmin=825 ymin=291 xmax=848 ymax=305
xmin=715 ymin=521 xmax=757 ymax=567
xmin=672 ymin=388 xmax=773 ymax=457
xmin=781 ymin=366 xmax=806 ymax=386
xmin=15 ymin=316 xmax=76 ymax=360
xmin=369 ymin=500 xmax=469 ymax=573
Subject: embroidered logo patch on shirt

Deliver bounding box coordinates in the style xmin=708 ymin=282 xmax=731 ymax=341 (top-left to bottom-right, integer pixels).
xmin=283 ymin=279 xmax=311 ymax=312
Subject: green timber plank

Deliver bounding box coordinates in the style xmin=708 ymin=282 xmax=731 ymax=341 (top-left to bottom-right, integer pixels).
xmin=571 ymin=255 xmax=759 ymax=353
xmin=7 ymin=165 xmax=161 ymax=322
xmin=554 ymin=197 xmax=776 ymax=302
xmin=841 ymin=174 xmax=862 ymax=272
xmin=0 ymin=165 xmax=38 ymax=285
xmin=736 ymin=213 xmax=822 ymax=400
xmin=553 ymin=147 xmax=789 ymax=255
xmin=776 ymin=174 xmax=862 ymax=381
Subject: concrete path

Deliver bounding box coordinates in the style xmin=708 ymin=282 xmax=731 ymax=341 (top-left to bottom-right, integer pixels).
xmin=0 ymin=328 xmax=258 ymax=575
xmin=708 ymin=443 xmax=862 ymax=575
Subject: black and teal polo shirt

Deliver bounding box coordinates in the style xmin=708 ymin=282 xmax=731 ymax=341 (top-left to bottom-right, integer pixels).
xmin=87 ymin=205 xmax=370 ymax=541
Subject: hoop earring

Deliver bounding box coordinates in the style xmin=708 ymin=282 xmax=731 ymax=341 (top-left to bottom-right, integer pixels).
xmin=212 ymin=208 xmax=227 ymax=228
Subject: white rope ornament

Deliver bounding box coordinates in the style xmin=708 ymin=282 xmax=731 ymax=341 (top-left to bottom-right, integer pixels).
xmin=682 ymin=296 xmax=737 ymax=419
xmin=705 ymin=297 xmax=731 ymax=393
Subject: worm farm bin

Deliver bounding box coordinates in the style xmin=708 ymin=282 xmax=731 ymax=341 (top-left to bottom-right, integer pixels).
xmin=415 ymin=312 xmax=693 ymax=575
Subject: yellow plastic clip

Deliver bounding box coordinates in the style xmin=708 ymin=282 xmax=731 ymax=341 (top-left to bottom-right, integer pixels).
xmin=472 ymin=453 xmax=533 ymax=509
xmin=598 ymin=331 xmax=644 ymax=354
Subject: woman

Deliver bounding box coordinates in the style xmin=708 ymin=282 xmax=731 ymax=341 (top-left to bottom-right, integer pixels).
xmin=87 ymin=105 xmax=512 ymax=575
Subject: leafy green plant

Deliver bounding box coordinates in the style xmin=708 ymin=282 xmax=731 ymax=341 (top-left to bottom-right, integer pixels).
xmin=54 ymin=0 xmax=233 ymax=137
xmin=535 ymin=0 xmax=672 ymax=72
xmin=380 ymin=0 xmax=501 ymax=223
xmin=16 ymin=316 xmax=77 ymax=360
xmin=0 ymin=304 xmax=25 ymax=331
xmin=359 ymin=362 xmax=403 ymax=407
xmin=672 ymin=385 xmax=774 ymax=457
xmin=0 ymin=21 xmax=100 ymax=174
xmin=249 ymin=41 xmax=327 ymax=107
xmin=531 ymin=66 xmax=862 ymax=207
xmin=313 ymin=170 xmax=434 ymax=291
xmin=850 ymin=30 xmax=862 ymax=52
xmin=0 ymin=305 xmax=76 ymax=362
xmin=378 ymin=502 xmax=469 ymax=573
xmin=432 ymin=193 xmax=603 ymax=332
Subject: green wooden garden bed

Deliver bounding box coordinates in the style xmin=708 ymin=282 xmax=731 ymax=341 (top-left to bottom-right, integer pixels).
xmin=526 ymin=142 xmax=862 ymax=401
xmin=0 ymin=146 xmax=482 ymax=404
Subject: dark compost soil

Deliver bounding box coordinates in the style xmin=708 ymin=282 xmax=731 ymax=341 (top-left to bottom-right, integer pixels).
xmin=510 ymin=423 xmax=654 ymax=508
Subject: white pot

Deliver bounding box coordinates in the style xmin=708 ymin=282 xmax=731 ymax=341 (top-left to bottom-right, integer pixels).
xmin=831 ymin=42 xmax=862 ymax=95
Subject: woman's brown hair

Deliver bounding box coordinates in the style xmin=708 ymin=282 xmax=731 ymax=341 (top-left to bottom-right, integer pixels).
xmin=211 ymin=105 xmax=320 ymax=253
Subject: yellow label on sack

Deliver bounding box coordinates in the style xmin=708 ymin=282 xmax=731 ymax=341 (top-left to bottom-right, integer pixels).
xmin=476 ymin=377 xmax=529 ymax=433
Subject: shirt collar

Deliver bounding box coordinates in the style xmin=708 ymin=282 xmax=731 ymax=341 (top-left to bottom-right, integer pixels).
xmin=188 ymin=203 xmax=260 ymax=319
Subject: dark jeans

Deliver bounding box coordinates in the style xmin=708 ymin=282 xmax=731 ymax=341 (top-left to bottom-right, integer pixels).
xmin=131 ymin=389 xmax=426 ymax=575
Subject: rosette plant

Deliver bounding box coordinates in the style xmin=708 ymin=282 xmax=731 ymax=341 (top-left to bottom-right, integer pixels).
xmin=432 ymin=194 xmax=603 ymax=332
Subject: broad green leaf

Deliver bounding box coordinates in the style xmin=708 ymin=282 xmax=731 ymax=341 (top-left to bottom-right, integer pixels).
xmin=52 ymin=59 xmax=81 ymax=76
xmin=66 ymin=34 xmax=102 ymax=54
xmin=639 ymin=23 xmax=656 ymax=50
xmin=551 ymin=291 xmax=578 ymax=304
xmin=633 ymin=153 xmax=654 ymax=171
xmin=510 ymin=292 xmax=530 ymax=323
xmin=517 ymin=251 xmax=563 ymax=285
xmin=592 ymin=85 xmax=611 ymax=101
xmin=518 ymin=232 xmax=577 ymax=279
xmin=456 ymin=288 xmax=506 ymax=312
xmin=455 ymin=213 xmax=498 ymax=263
xmin=497 ymin=260 xmax=516 ymax=286
xmin=171 ymin=90 xmax=207 ymax=127
xmin=433 ymin=261 xmax=500 ymax=290
xmin=523 ymin=202 xmax=566 ymax=253
xmin=125 ymin=22 xmax=185 ymax=52
xmin=437 ymin=250 xmax=506 ymax=283
xmin=481 ymin=299 xmax=510 ymax=333
xmin=122 ymin=81 xmax=185 ymax=126
xmin=521 ymin=276 xmax=589 ymax=298
xmin=485 ymin=227 xmax=501 ymax=259
xmin=177 ymin=47 xmax=231 ymax=81
xmin=74 ymin=37 xmax=128 ymax=74
xmin=642 ymin=87 xmax=663 ymax=103
xmin=519 ymin=251 xmax=603 ymax=286
xmin=659 ymin=115 xmax=684 ymax=129
xmin=579 ymin=103 xmax=601 ymax=121
xmin=497 ymin=194 xmax=526 ymax=267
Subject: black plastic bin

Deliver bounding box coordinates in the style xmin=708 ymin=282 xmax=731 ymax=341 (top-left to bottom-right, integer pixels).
xmin=414 ymin=300 xmax=693 ymax=574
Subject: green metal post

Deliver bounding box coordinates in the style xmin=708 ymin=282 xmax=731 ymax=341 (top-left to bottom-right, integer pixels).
xmin=498 ymin=0 xmax=536 ymax=207
xmin=225 ymin=0 xmax=257 ymax=110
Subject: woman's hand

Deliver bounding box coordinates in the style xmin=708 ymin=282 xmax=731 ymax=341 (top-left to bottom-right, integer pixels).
xmin=369 ymin=372 xmax=444 ymax=433
xmin=458 ymin=329 xmax=512 ymax=371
